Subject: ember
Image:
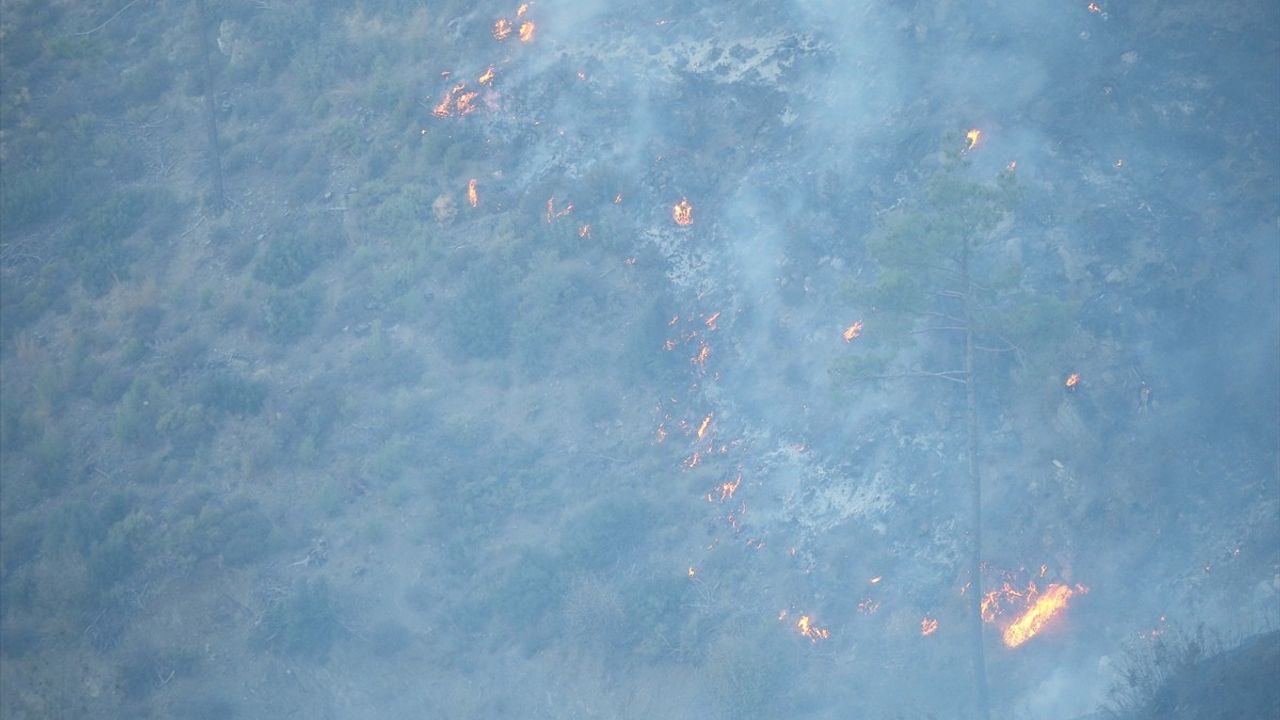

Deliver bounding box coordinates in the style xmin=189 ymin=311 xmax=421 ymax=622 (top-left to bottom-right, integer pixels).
xmin=1066 ymin=372 xmax=1080 ymax=390
xmin=796 ymin=614 xmax=831 ymax=642
xmin=964 ymin=128 xmax=982 ymax=152
xmin=843 ymin=321 xmax=863 ymax=342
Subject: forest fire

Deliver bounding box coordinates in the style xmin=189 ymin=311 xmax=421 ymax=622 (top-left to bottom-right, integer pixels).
xmin=795 ymin=615 xmax=831 ymax=642
xmin=519 ymin=21 xmax=536 ymax=42
xmin=843 ymin=321 xmax=863 ymax=342
xmin=964 ymin=128 xmax=982 ymax=153
xmin=705 ymin=312 xmax=721 ymax=330
xmin=1066 ymin=372 xmax=1080 ymax=390
xmin=455 ymin=91 xmax=479 ymax=115
xmin=673 ymin=198 xmax=694 ymax=226
xmin=1002 ymin=584 xmax=1087 ymax=648
xmin=493 ymin=18 xmax=512 ymax=41
xmin=467 ymin=179 xmax=478 ymax=208
xmin=478 ymin=66 xmax=495 ymax=85
xmin=692 ymin=343 xmax=710 ymax=365
xmin=921 ymin=617 xmax=940 ymax=637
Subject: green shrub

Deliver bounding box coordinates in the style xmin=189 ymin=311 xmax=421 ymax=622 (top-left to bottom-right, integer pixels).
xmin=448 ymin=274 xmax=512 ymax=359
xmin=198 ymin=369 xmax=267 ymax=416
xmin=255 ymin=578 xmax=343 ymax=662
xmin=252 ymin=226 xmax=341 ymax=288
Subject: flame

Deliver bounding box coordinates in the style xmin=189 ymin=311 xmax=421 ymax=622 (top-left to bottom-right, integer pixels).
xmin=709 ymin=473 xmax=741 ymax=503
xmin=517 ymin=2 xmax=530 ymax=17
xmin=1114 ymin=158 xmax=1125 ymax=168
xmin=579 ymin=224 xmax=591 ymax=239
xmin=455 ymin=91 xmax=479 ymax=115
xmin=692 ymin=344 xmax=710 ymax=365
xmin=705 ymin=312 xmax=721 ymax=330
xmin=432 ymin=83 xmax=466 ymax=117
xmin=696 ymin=413 xmax=713 ymax=440
xmin=869 ymin=576 xmax=882 ymax=585
xmin=964 ymin=128 xmax=982 ymax=153
xmin=1065 ymin=372 xmax=1080 ymax=389
xmin=687 ymin=566 xmax=697 ymax=578
xmin=467 ymin=179 xmax=478 ymax=208
xmin=656 ymin=424 xmax=667 ymax=443
xmin=842 ymin=321 xmax=863 ymax=342
xmin=613 ymin=193 xmax=623 ymax=204
xmin=1087 ymin=2 xmax=1101 ymax=12
xmin=673 ymin=198 xmax=694 ymax=226
xmin=796 ymin=615 xmax=831 ymax=642
xmin=493 ymin=18 xmax=513 ymax=41
xmin=576 ymin=70 xmax=586 ymax=81
xmin=1001 ymin=583 xmax=1086 ymax=648
xmin=546 ymin=197 xmax=573 ymax=223
xmin=921 ymin=617 xmax=940 ymax=636
xmin=518 ymin=21 xmax=535 ymax=43
xmin=478 ymin=66 xmax=496 ymax=85
xmin=1007 ymin=160 xmax=1018 ymax=172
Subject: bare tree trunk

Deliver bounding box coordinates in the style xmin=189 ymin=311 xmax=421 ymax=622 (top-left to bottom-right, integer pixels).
xmin=193 ymin=0 xmax=225 ymax=215
xmin=962 ymin=235 xmax=991 ymax=720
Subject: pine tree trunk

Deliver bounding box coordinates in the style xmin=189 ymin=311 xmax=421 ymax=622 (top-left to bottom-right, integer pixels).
xmin=193 ymin=0 xmax=225 ymax=215
xmin=962 ymin=235 xmax=991 ymax=720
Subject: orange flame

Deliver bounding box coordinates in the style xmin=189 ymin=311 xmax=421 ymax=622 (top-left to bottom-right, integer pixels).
xmin=921 ymin=617 xmax=940 ymax=636
xmin=1066 ymin=372 xmax=1080 ymax=389
xmin=455 ymin=91 xmax=479 ymax=115
xmin=705 ymin=312 xmax=721 ymax=330
xmin=696 ymin=413 xmax=713 ymax=440
xmin=673 ymin=198 xmax=694 ymax=226
xmin=433 ymin=83 xmax=466 ymax=117
xmin=1001 ymin=583 xmax=1086 ymax=648
xmin=478 ymin=66 xmax=496 ymax=85
xmin=710 ymin=474 xmax=741 ymax=503
xmin=796 ymin=615 xmax=831 ymax=642
xmin=518 ymin=21 xmax=535 ymax=43
xmin=467 ymin=179 xmax=478 ymax=208
xmin=692 ymin=343 xmax=710 ymax=365
xmin=493 ymin=18 xmax=513 ymax=41
xmin=843 ymin=321 xmax=863 ymax=342
xmin=517 ymin=2 xmax=530 ymax=17
xmin=964 ymin=128 xmax=982 ymax=153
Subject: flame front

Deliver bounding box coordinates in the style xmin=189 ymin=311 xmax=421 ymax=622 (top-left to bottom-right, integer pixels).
xmin=696 ymin=413 xmax=713 ymax=440
xmin=478 ymin=66 xmax=495 ymax=85
xmin=517 ymin=2 xmax=529 ymax=17
xmin=1001 ymin=583 xmax=1084 ymax=648
xmin=467 ymin=179 xmax=478 ymax=208
xmin=518 ymin=21 xmax=536 ymax=43
xmin=964 ymin=128 xmax=982 ymax=153
xmin=673 ymin=198 xmax=694 ymax=226
xmin=921 ymin=617 xmax=940 ymax=636
xmin=843 ymin=321 xmax=863 ymax=342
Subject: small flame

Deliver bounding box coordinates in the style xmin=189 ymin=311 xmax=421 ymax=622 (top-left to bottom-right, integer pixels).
xmin=843 ymin=321 xmax=863 ymax=342
xmin=518 ymin=21 xmax=536 ymax=43
xmin=796 ymin=615 xmax=831 ymax=642
xmin=711 ymin=474 xmax=741 ymax=503
xmin=613 ymin=193 xmax=623 ymax=204
xmin=546 ymin=197 xmax=573 ymax=223
xmin=1007 ymin=160 xmax=1018 ymax=172
xmin=517 ymin=2 xmax=530 ymax=17
xmin=1087 ymin=2 xmax=1101 ymax=12
xmin=921 ymin=617 xmax=940 ymax=636
xmin=673 ymin=198 xmax=694 ymax=226
xmin=1066 ymin=372 xmax=1080 ymax=389
xmin=1114 ymin=158 xmax=1125 ymax=169
xmin=869 ymin=576 xmax=882 ymax=585
xmin=656 ymin=424 xmax=667 ymax=443
xmin=705 ymin=312 xmax=721 ymax=330
xmin=1002 ymin=583 xmax=1087 ymax=648
xmin=455 ymin=91 xmax=479 ymax=115
xmin=692 ymin=344 xmax=710 ymax=365
xmin=432 ymin=83 xmax=466 ymax=117
xmin=696 ymin=413 xmax=713 ymax=439
xmin=467 ymin=179 xmax=478 ymax=208
xmin=478 ymin=66 xmax=496 ymax=85
xmin=687 ymin=566 xmax=696 ymax=578
xmin=493 ymin=18 xmax=513 ymax=41
xmin=964 ymin=128 xmax=982 ymax=153
xmin=579 ymin=224 xmax=591 ymax=239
